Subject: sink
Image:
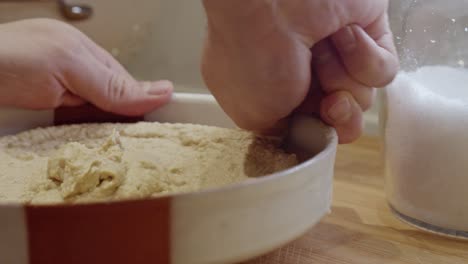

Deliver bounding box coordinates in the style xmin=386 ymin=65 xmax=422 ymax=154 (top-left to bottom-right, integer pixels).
xmin=0 ymin=0 xmax=392 ymax=134
xmin=0 ymin=0 xmax=207 ymax=93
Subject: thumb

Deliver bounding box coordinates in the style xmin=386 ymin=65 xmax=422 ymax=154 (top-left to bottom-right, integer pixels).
xmin=100 ymin=75 xmax=173 ymax=116
xmin=68 ymin=62 xmax=173 ymax=116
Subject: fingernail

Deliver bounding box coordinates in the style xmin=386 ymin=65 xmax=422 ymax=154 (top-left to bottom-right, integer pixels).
xmin=146 ymin=80 xmax=173 ymax=95
xmin=327 ymin=97 xmax=352 ymax=123
xmin=333 ymin=25 xmax=357 ymax=52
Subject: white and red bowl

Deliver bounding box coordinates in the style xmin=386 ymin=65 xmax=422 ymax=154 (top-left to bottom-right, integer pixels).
xmin=0 ymin=93 xmax=337 ymax=264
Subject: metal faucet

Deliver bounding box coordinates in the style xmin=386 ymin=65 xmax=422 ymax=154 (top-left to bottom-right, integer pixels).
xmin=58 ymin=0 xmax=92 ymax=21
xmin=0 ymin=0 xmax=93 ymax=21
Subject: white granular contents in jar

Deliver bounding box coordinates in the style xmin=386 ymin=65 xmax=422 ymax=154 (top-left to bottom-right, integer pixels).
xmin=385 ymin=66 xmax=468 ymax=231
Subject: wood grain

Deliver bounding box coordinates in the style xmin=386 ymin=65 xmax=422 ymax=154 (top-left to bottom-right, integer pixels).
xmin=245 ymin=136 xmax=468 ymax=264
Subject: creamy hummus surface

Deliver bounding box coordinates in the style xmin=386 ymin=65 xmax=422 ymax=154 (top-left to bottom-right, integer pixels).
xmin=0 ymin=122 xmax=298 ymax=204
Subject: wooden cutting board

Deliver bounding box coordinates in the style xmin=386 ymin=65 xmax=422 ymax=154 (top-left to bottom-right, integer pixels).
xmin=244 ymin=136 xmax=468 ymax=264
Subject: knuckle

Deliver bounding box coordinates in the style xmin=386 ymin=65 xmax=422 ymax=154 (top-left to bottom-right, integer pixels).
xmin=108 ymin=75 xmax=125 ymax=99
xmin=105 ymin=74 xmax=133 ymax=110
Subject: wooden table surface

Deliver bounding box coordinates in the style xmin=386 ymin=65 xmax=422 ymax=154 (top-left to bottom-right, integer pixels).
xmin=245 ymin=136 xmax=468 ymax=264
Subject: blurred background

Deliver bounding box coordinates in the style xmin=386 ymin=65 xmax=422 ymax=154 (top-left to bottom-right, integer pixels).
xmin=0 ymin=0 xmax=207 ymax=92
xmin=0 ymin=0 xmax=410 ymax=136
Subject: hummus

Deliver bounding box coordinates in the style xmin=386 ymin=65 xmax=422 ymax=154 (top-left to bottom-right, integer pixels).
xmin=0 ymin=122 xmax=297 ymax=204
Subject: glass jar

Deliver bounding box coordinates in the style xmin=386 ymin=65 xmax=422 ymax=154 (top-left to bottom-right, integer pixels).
xmin=382 ymin=0 xmax=468 ymax=238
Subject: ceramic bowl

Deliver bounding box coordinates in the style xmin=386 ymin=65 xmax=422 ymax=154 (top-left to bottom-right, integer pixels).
xmin=0 ymin=93 xmax=337 ymax=264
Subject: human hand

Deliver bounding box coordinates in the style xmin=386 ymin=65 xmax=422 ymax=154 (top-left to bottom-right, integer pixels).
xmin=202 ymin=0 xmax=398 ymax=143
xmin=0 ymin=18 xmax=173 ymax=116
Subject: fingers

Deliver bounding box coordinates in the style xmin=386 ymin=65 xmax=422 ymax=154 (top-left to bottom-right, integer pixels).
xmin=331 ymin=23 xmax=399 ymax=88
xmin=313 ymin=39 xmax=375 ymax=111
xmin=296 ymin=74 xmax=364 ymax=144
xmin=310 ymin=24 xmax=393 ymax=143
xmin=96 ymin=71 xmax=173 ymax=116
xmin=320 ymin=91 xmax=363 ymax=144
xmin=66 ymin=56 xmax=173 ymax=116
xmin=63 ymin=29 xmax=173 ymax=116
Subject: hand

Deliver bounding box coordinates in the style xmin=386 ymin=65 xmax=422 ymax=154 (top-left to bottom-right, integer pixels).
xmin=0 ymin=18 xmax=173 ymax=116
xmin=202 ymin=0 xmax=398 ymax=143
